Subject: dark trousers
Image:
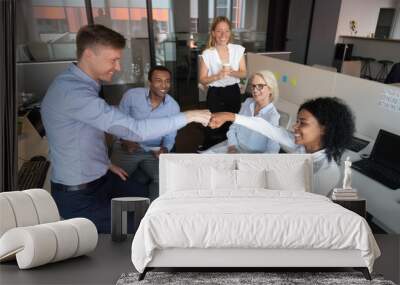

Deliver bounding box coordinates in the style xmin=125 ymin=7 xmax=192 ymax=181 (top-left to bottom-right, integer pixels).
xmin=203 ymin=84 xmax=241 ymax=148
xmin=51 ymin=171 xmax=148 ymax=233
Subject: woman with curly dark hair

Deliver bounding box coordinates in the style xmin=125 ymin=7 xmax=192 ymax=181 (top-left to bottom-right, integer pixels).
xmin=209 ymin=97 xmax=355 ymax=196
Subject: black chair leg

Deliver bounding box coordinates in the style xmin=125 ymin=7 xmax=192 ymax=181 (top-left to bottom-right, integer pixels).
xmin=354 ymin=267 xmax=372 ymax=280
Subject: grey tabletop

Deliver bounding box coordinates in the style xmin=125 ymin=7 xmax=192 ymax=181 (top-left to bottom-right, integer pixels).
xmin=112 ymin=197 xmax=149 ymax=202
xmin=0 ymin=234 xmax=134 ymax=285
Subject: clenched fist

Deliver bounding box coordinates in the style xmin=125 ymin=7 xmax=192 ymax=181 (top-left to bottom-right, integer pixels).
xmin=184 ymin=109 xmax=212 ymax=127
xmin=208 ymin=112 xmax=235 ymax=129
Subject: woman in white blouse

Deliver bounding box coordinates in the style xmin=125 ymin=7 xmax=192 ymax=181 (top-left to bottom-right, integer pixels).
xmin=204 ymin=70 xmax=280 ymax=154
xmin=198 ymin=16 xmax=247 ymax=150
xmin=209 ymin=97 xmax=355 ymax=196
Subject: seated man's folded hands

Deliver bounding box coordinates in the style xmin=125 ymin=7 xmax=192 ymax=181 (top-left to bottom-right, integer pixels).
xmin=227 ymin=145 xmax=238 ymax=153
xmin=152 ymin=146 xmax=168 ymax=159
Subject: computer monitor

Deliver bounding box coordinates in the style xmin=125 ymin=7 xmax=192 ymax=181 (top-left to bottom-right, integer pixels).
xmin=370 ymin=129 xmax=400 ymax=173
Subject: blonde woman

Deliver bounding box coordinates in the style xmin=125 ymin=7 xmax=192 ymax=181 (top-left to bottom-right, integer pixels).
xmin=204 ymin=70 xmax=280 ymax=154
xmin=198 ymin=16 xmax=247 ymax=150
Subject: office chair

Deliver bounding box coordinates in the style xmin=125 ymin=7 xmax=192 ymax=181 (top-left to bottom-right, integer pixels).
xmin=376 ymin=60 xmax=394 ymax=82
xmin=384 ymin=62 xmax=400 ymax=84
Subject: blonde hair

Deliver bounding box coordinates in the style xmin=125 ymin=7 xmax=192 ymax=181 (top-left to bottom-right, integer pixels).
xmin=252 ymin=70 xmax=279 ymax=103
xmin=206 ymin=16 xmax=233 ymax=49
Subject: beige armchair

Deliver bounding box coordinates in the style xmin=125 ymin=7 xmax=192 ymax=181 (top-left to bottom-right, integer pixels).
xmin=0 ymin=189 xmax=98 ymax=269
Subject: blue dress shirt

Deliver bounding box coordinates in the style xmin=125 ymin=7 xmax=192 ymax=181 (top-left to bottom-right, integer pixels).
xmin=226 ymin=98 xmax=280 ymax=153
xmin=119 ymin=88 xmax=180 ymax=151
xmin=41 ymin=63 xmax=186 ymax=185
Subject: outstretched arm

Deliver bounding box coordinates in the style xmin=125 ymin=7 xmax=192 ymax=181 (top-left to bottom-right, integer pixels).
xmin=65 ymin=88 xmax=211 ymax=142
xmin=210 ymin=112 xmax=297 ymax=150
xmin=234 ymin=114 xmax=297 ymax=150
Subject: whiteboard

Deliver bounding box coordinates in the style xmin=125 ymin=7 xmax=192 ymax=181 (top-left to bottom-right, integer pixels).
xmin=247 ymin=53 xmax=400 ymax=140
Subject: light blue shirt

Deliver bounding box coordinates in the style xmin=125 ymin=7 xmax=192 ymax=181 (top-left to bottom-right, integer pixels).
xmin=227 ymin=98 xmax=280 ymax=153
xmin=41 ymin=63 xmax=186 ymax=185
xmin=119 ymin=88 xmax=180 ymax=151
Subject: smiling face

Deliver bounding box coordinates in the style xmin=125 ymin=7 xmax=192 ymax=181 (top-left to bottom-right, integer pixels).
xmin=293 ymin=109 xmax=325 ymax=152
xmin=149 ymin=70 xmax=171 ymax=99
xmin=85 ymin=44 xmax=122 ymax=82
xmin=250 ymin=74 xmax=272 ymax=106
xmin=212 ymin=21 xmax=231 ymax=46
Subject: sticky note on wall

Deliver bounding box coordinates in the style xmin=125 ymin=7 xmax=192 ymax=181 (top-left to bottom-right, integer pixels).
xmin=273 ymin=72 xmax=297 ymax=88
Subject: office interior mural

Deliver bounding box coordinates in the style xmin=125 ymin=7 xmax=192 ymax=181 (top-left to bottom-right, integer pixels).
xmin=12 ymin=0 xmax=400 ymax=233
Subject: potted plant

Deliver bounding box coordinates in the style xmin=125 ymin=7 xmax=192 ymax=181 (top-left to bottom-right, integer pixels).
xmin=349 ymin=20 xmax=358 ymax=36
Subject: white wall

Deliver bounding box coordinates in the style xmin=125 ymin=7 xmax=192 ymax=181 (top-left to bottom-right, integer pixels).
xmin=247 ymin=53 xmax=400 ymax=139
xmin=335 ymin=0 xmax=397 ymax=42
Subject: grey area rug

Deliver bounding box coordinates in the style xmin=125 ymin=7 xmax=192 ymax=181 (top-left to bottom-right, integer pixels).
xmin=116 ymin=271 xmax=396 ymax=285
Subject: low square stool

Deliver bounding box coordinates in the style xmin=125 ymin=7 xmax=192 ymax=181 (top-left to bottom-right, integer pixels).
xmin=111 ymin=197 xmax=150 ymax=242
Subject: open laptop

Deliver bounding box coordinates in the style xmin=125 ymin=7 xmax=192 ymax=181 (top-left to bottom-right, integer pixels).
xmin=352 ymin=129 xmax=400 ymax=190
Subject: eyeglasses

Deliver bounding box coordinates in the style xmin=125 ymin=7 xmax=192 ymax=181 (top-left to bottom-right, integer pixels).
xmin=250 ymin=84 xmax=268 ymax=91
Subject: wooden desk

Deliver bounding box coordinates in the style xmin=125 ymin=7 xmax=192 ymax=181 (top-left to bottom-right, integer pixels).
xmin=341 ymin=60 xmax=361 ymax=77
xmin=18 ymin=115 xmax=51 ymax=191
xmin=18 ymin=116 xmax=48 ymax=166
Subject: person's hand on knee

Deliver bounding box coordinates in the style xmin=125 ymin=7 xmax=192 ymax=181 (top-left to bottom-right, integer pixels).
xmin=109 ymin=163 xmax=128 ymax=181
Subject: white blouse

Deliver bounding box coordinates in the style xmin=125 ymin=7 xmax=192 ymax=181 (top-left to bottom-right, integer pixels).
xmin=235 ymin=114 xmax=340 ymax=196
xmin=201 ymin=43 xmax=245 ymax=87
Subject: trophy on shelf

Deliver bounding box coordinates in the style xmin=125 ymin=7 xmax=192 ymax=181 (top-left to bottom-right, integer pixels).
xmin=343 ymin=156 xmax=352 ymax=190
xmin=332 ymin=157 xmax=358 ymax=200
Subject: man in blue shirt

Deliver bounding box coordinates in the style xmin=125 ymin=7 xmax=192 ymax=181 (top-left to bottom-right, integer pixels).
xmin=111 ymin=66 xmax=179 ymax=201
xmin=41 ymin=24 xmax=210 ymax=233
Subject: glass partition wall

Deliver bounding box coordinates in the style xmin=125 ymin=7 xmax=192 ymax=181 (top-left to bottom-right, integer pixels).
xmin=16 ymin=0 xmax=88 ymax=63
xmin=16 ymin=0 xmax=269 ymax=108
xmin=16 ymin=0 xmax=161 ymax=106
xmin=92 ymin=0 xmax=152 ymax=88
xmin=16 ymin=0 xmax=88 ymax=110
